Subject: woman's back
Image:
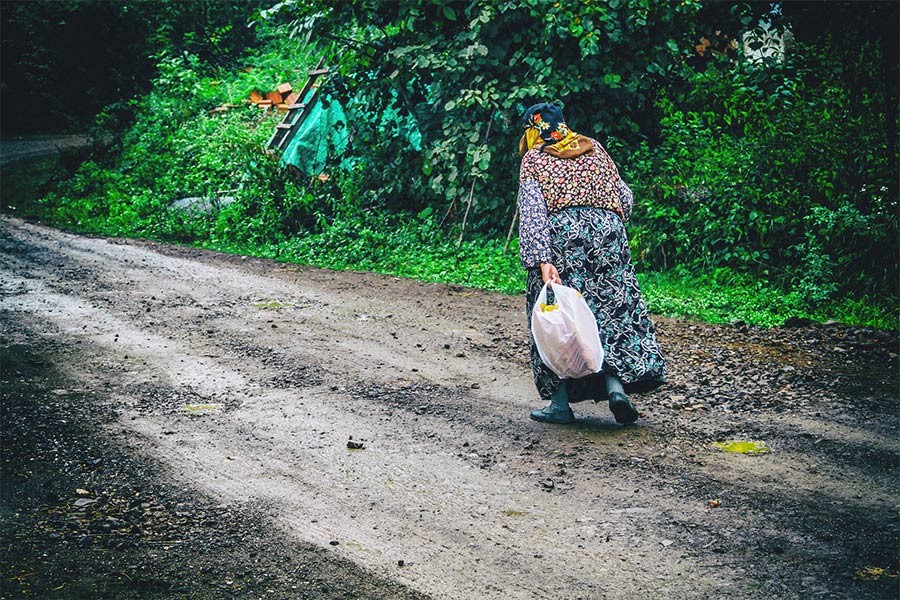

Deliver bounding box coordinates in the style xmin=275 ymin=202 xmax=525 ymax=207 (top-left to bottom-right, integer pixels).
xmin=520 ymin=139 xmax=621 ymax=216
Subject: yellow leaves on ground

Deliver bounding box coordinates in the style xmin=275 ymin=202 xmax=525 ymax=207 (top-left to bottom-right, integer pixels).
xmin=855 ymin=566 xmax=897 ymax=580
xmin=182 ymin=403 xmax=220 ymax=414
xmin=712 ymin=440 xmax=771 ymax=455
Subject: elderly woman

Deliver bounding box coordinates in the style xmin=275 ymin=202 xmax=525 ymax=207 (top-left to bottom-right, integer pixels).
xmin=517 ymin=102 xmax=666 ymax=425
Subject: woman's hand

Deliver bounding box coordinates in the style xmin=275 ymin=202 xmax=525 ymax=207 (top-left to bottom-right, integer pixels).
xmin=540 ymin=262 xmax=562 ymax=285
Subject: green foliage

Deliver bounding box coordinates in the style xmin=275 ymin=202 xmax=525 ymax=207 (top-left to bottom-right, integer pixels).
xmin=6 ymin=1 xmax=895 ymax=332
xmin=0 ymin=0 xmax=268 ymax=134
xmin=1 ymin=156 xmax=69 ymax=219
xmin=638 ymin=267 xmax=898 ymax=331
xmin=37 ymin=43 xmax=303 ymax=244
xmin=277 ymin=210 xmax=524 ymax=293
xmin=626 ymin=34 xmax=897 ymax=308
xmin=253 ymin=0 xmax=897 ymax=310
xmin=259 ymin=0 xmax=705 ymax=230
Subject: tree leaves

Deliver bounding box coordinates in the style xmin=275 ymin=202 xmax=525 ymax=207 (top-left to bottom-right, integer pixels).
xmin=278 ymin=0 xmax=706 ymax=233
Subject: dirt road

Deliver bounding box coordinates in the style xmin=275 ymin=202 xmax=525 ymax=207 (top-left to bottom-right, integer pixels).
xmin=1 ymin=216 xmax=897 ymax=599
xmin=0 ymin=135 xmax=90 ymax=168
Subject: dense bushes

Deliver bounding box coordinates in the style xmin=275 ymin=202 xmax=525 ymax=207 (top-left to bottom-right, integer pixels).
xmin=255 ymin=0 xmax=897 ymax=310
xmin=627 ymin=37 xmax=897 ymax=308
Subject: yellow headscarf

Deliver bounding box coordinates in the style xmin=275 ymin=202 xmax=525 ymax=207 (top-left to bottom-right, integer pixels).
xmin=524 ymin=127 xmax=544 ymax=151
xmin=519 ymin=128 xmax=593 ymax=159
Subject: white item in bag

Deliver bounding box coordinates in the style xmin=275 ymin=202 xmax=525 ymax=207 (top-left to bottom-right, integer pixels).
xmin=531 ymin=282 xmax=605 ymax=379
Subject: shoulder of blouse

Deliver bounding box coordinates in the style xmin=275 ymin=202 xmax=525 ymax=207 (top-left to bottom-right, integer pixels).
xmin=519 ymin=149 xmax=542 ymax=177
xmin=588 ymin=138 xmax=618 ymax=168
xmin=520 ymin=148 xmax=542 ymax=163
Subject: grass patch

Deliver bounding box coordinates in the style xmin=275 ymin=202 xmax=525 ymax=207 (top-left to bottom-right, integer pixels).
xmin=190 ymin=211 xmax=896 ymax=331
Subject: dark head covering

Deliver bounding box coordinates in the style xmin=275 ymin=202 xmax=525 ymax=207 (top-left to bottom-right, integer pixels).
xmin=520 ymin=102 xmax=570 ymax=143
xmin=518 ymin=101 xmax=592 ymax=159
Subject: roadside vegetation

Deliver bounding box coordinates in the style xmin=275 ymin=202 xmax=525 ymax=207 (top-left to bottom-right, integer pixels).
xmin=2 ymin=0 xmax=896 ymax=330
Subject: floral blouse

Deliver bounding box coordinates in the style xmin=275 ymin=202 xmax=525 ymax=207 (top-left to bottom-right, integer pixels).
xmin=517 ymin=138 xmax=633 ymax=268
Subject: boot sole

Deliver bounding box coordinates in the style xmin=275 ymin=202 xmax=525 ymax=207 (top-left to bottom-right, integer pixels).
xmin=530 ymin=410 xmax=576 ymax=425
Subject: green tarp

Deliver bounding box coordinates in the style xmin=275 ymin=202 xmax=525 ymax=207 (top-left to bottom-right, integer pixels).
xmin=279 ymin=90 xmax=349 ymax=175
xmin=278 ymin=88 xmax=422 ymax=175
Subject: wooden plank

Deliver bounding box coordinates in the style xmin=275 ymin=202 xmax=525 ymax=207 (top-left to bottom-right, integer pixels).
xmin=291 ymin=57 xmax=327 ymax=110
xmin=249 ymin=90 xmax=264 ymax=104
xmin=266 ymin=56 xmax=328 ymax=152
xmin=266 ymin=91 xmax=283 ymax=105
xmin=277 ymin=83 xmax=292 ymax=95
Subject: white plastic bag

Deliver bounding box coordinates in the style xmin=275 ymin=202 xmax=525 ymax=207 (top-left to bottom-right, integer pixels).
xmin=531 ymin=282 xmax=605 ymax=379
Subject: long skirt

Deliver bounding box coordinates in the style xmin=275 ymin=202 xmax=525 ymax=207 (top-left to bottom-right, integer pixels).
xmin=526 ymin=207 xmax=666 ymax=403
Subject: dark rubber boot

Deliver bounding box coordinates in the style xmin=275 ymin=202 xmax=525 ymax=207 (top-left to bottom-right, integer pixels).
xmin=530 ymin=384 xmax=575 ymax=424
xmin=609 ymin=391 xmax=639 ymax=425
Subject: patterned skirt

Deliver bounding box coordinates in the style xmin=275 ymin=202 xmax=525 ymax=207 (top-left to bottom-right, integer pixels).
xmin=526 ymin=207 xmax=666 ymax=403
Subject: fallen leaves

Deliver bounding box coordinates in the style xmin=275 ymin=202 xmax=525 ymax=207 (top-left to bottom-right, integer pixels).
xmin=712 ymin=440 xmax=771 ymax=455
xmin=855 ymin=566 xmax=897 ymax=580
xmin=182 ymin=403 xmax=220 ymax=415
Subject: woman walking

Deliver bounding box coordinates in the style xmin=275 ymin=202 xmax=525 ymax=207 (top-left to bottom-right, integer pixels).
xmin=517 ymin=102 xmax=666 ymax=425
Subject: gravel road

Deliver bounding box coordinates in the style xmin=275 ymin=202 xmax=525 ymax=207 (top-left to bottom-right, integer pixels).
xmin=1 ymin=216 xmax=897 ymax=599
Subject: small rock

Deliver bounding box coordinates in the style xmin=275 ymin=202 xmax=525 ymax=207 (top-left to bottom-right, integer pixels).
xmin=329 ymin=540 xmax=339 ymax=546
xmin=783 ymin=316 xmax=814 ymax=328
xmin=347 ymin=440 xmax=365 ymax=450
xmin=470 ymin=383 xmax=480 ymax=389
